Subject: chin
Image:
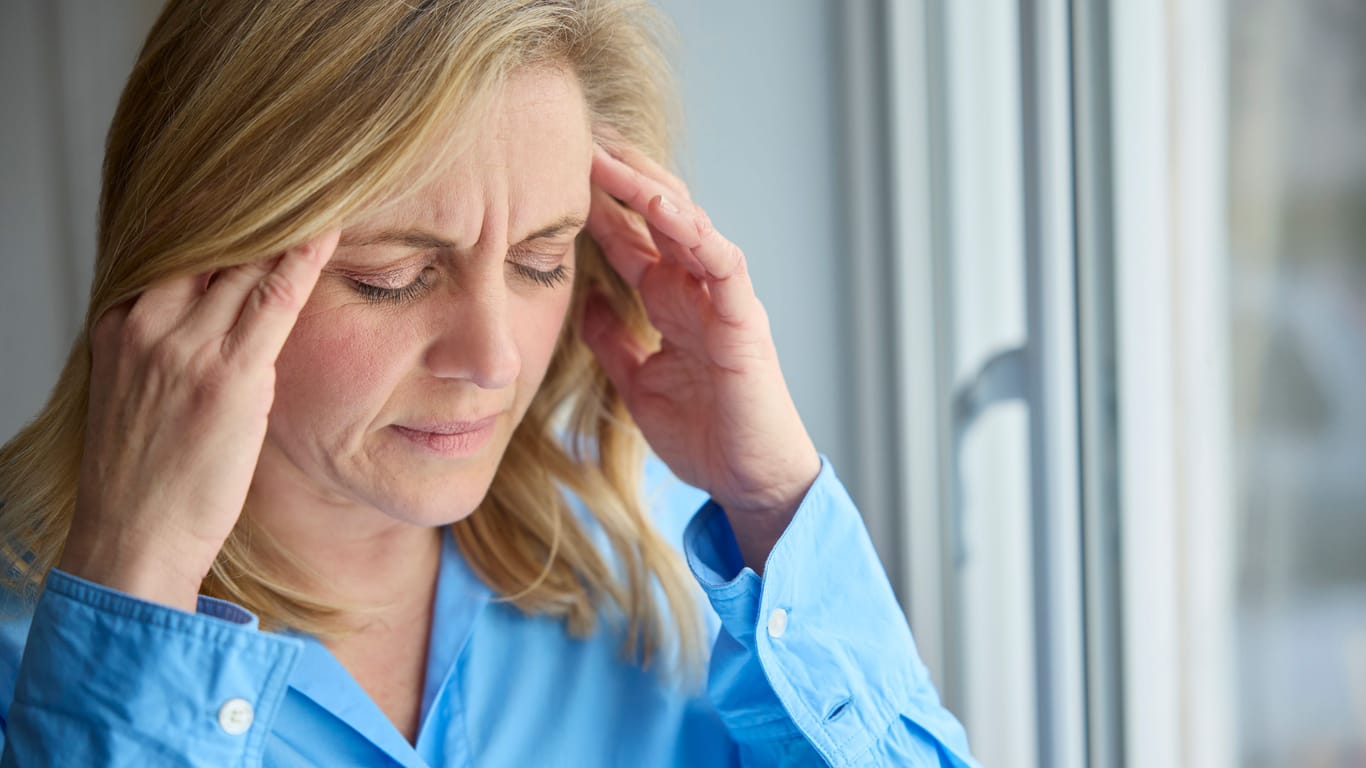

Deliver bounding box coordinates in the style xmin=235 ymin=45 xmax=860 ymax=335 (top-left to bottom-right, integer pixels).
xmin=367 ymin=470 xmax=498 ymax=528
xmin=375 ymin=497 xmax=483 ymax=528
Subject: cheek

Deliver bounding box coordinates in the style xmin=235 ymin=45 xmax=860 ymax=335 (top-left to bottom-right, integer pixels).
xmin=272 ymin=309 xmax=406 ymax=430
xmin=514 ymin=292 xmax=575 ymax=387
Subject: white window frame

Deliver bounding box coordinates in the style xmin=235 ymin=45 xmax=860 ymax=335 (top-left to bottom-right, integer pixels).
xmin=847 ymin=1 xmax=1240 ymax=765
xmin=879 ymin=1 xmax=1086 ymax=766
xmin=1109 ymin=1 xmax=1237 ymax=766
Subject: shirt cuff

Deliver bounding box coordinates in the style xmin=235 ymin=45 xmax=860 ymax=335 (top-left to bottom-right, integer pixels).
xmin=681 ymin=456 xmax=960 ymax=766
xmin=7 ymin=568 xmax=301 ymax=766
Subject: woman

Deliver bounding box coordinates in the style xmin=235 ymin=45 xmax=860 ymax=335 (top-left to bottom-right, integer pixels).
xmin=0 ymin=1 xmax=976 ymax=765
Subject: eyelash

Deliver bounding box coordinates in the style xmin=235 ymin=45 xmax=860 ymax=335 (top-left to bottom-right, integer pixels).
xmin=514 ymin=263 xmax=572 ymax=288
xmin=351 ymin=272 xmax=433 ymax=305
xmin=349 ymin=263 xmax=571 ymax=305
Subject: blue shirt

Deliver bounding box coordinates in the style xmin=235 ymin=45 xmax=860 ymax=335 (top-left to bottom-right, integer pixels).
xmin=0 ymin=457 xmax=977 ymax=766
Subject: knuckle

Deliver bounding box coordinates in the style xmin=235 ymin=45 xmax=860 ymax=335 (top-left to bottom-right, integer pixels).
xmin=144 ymin=336 xmax=188 ymax=373
xmin=119 ymin=306 xmax=158 ymax=347
xmin=726 ymin=242 xmax=747 ymax=274
xmin=693 ymin=213 xmax=715 ymax=241
xmin=187 ymin=362 xmax=232 ymax=407
xmin=253 ymin=271 xmax=299 ymax=312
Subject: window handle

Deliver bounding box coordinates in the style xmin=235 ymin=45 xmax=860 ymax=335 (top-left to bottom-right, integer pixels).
xmin=949 ymin=344 xmax=1030 ymax=565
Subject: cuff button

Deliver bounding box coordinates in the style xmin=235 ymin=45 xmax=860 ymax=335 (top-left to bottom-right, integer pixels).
xmin=218 ymin=697 xmax=255 ymax=735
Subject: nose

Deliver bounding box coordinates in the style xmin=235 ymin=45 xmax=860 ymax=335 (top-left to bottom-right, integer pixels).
xmin=421 ymin=271 xmax=521 ymax=390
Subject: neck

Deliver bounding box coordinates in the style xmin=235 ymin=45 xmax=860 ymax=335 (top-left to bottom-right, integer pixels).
xmin=244 ymin=447 xmax=445 ymax=746
xmin=244 ymin=450 xmax=444 ymax=631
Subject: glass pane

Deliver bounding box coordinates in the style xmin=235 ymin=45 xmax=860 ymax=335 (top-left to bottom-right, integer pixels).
xmin=1229 ymin=1 xmax=1366 ymax=765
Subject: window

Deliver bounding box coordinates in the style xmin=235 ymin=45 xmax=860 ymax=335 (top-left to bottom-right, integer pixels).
xmin=861 ymin=1 xmax=1366 ymax=765
xmin=1228 ymin=2 xmax=1366 ymax=764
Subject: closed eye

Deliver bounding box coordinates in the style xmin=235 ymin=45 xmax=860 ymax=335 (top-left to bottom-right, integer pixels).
xmin=512 ymin=262 xmax=572 ymax=288
xmin=350 ymin=269 xmax=435 ymax=305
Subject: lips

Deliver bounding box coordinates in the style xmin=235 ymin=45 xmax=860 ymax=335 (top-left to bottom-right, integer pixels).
xmin=397 ymin=415 xmax=500 ymax=435
xmin=392 ymin=414 xmax=500 ymax=457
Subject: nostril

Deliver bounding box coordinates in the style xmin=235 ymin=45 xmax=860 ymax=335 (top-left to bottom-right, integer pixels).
xmin=823 ymin=697 xmax=852 ymax=723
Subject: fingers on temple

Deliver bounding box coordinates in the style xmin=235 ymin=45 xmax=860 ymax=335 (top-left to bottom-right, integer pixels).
xmin=646 ymin=220 xmax=706 ymax=280
xmin=644 ymin=196 xmax=756 ymax=323
xmin=595 ymin=140 xmax=692 ymax=204
xmin=216 ymin=231 xmax=339 ymax=365
xmin=121 ymin=272 xmax=206 ymax=338
xmin=591 ymin=145 xmax=674 ymax=217
xmin=587 ymin=185 xmax=657 ymax=289
xmin=592 ymin=147 xmax=757 ymax=321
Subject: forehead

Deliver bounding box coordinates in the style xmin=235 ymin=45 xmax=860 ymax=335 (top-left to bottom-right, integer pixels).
xmin=348 ymin=67 xmax=593 ymax=248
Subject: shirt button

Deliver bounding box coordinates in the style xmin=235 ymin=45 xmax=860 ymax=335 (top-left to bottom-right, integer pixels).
xmin=767 ymin=608 xmax=789 ymax=639
xmin=218 ymin=697 xmax=255 ymax=735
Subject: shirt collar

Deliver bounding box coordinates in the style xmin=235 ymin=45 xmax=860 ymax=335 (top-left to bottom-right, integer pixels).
xmin=283 ymin=526 xmax=494 ymax=764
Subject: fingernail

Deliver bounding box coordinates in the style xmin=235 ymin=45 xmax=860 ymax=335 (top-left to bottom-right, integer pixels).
xmin=657 ymin=196 xmax=681 ymax=214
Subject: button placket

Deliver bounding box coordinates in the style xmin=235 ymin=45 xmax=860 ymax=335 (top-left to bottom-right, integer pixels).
xmin=766 ymin=607 xmax=789 ymax=639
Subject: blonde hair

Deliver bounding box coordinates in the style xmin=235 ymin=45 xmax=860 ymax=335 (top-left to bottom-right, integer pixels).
xmin=0 ymin=0 xmax=701 ymax=674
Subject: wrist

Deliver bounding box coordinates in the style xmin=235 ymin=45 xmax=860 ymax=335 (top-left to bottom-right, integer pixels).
xmin=58 ymin=532 xmax=211 ymax=613
xmin=715 ymin=451 xmax=821 ymax=573
xmin=718 ymin=450 xmax=821 ymax=520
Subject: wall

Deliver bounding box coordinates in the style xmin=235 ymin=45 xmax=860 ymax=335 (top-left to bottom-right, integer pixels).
xmin=0 ymin=0 xmax=161 ymax=441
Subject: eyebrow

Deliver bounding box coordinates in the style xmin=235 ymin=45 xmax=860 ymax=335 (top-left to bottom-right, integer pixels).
xmin=339 ymin=214 xmax=587 ymax=250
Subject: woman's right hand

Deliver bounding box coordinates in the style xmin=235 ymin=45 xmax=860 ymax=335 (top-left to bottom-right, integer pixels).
xmin=58 ymin=232 xmax=339 ymax=612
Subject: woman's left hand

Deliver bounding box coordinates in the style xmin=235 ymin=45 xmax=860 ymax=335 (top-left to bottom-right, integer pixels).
xmin=582 ymin=143 xmax=821 ymax=571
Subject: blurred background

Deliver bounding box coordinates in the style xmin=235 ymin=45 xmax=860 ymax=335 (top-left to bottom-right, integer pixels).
xmin=2 ymin=1 xmax=1364 ymax=766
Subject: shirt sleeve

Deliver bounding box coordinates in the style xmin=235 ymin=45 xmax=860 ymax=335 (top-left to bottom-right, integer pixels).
xmin=0 ymin=568 xmax=302 ymax=768
xmin=683 ymin=457 xmax=980 ymax=767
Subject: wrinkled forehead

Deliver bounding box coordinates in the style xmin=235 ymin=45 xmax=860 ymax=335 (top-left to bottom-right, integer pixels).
xmin=346 ymin=67 xmax=593 ymax=250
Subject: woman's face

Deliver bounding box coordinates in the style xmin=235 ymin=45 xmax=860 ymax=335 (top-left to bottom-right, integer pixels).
xmin=254 ymin=67 xmax=592 ymax=527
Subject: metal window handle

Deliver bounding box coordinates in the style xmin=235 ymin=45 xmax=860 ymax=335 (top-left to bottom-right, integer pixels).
xmin=950 ymin=345 xmax=1031 ymax=565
